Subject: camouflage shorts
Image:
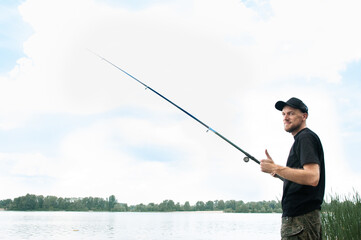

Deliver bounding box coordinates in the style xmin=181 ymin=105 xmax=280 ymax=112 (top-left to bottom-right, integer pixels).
xmin=281 ymin=209 xmax=322 ymax=239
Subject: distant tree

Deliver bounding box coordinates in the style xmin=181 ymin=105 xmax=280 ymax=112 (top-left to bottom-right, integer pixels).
xmin=24 ymin=194 xmax=37 ymax=210
xmin=205 ymin=201 xmax=214 ymax=211
xmin=93 ymin=197 xmax=106 ymax=210
xmin=158 ymin=200 xmax=166 ymax=211
xmin=108 ymin=195 xmax=117 ymax=211
xmin=0 ymin=199 xmax=12 ymax=209
xmin=113 ymin=203 xmax=128 ymax=212
xmin=225 ymin=200 xmax=236 ymax=211
xmin=195 ymin=201 xmax=205 ymax=211
xmin=236 ymin=200 xmax=248 ymax=213
xmin=175 ymin=202 xmax=181 ymax=211
xmin=43 ymin=196 xmax=58 ymax=210
xmin=215 ymin=200 xmax=225 ymax=210
xmin=1 ymin=194 xmax=282 ymax=213
xmin=183 ymin=201 xmax=191 ymax=211
xmin=146 ymin=203 xmax=156 ymax=211
xmin=167 ymin=200 xmax=175 ymax=211
xmin=57 ymin=197 xmax=69 ymax=210
xmin=11 ymin=194 xmax=37 ymax=210
xmin=135 ymin=203 xmax=146 ymax=212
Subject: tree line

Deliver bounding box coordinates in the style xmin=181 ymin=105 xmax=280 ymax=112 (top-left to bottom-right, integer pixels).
xmin=0 ymin=194 xmax=282 ymax=213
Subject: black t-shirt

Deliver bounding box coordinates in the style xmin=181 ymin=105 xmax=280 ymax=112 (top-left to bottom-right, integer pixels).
xmin=281 ymin=128 xmax=325 ymax=217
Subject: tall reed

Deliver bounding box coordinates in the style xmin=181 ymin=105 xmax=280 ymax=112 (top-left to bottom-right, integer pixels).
xmin=321 ymin=191 xmax=360 ymax=239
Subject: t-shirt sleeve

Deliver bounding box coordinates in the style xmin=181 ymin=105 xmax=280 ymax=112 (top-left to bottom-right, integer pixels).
xmin=298 ymin=135 xmax=321 ymax=166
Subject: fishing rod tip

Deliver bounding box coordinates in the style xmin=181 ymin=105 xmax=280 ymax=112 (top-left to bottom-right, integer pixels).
xmin=86 ymin=48 xmax=104 ymax=60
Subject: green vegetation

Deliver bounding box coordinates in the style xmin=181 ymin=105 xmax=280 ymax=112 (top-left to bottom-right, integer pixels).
xmin=0 ymin=194 xmax=124 ymax=212
xmin=321 ymin=192 xmax=361 ymax=240
xmin=0 ymin=194 xmax=282 ymax=213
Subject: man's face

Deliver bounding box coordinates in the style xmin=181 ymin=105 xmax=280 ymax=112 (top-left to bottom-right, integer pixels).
xmin=282 ymin=105 xmax=307 ymax=135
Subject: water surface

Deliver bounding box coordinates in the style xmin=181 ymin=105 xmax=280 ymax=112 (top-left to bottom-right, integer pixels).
xmin=0 ymin=211 xmax=281 ymax=239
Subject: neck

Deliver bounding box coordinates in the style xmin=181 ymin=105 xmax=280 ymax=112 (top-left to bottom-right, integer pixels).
xmin=292 ymin=125 xmax=307 ymax=136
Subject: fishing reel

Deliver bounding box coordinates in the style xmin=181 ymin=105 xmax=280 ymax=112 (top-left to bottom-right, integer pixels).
xmin=243 ymin=157 xmax=249 ymax=163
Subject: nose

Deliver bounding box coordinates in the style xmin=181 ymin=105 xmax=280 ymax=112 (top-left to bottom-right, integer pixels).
xmin=283 ymin=113 xmax=289 ymax=122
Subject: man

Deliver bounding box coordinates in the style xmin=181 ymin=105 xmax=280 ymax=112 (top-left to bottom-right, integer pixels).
xmin=260 ymin=97 xmax=325 ymax=239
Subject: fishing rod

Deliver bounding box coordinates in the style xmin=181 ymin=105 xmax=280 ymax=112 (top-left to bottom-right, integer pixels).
xmin=90 ymin=50 xmax=283 ymax=181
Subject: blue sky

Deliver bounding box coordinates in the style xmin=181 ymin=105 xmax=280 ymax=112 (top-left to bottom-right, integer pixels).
xmin=0 ymin=0 xmax=32 ymax=73
xmin=0 ymin=0 xmax=360 ymax=204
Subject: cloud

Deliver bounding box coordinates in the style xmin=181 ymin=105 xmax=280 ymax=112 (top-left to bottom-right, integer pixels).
xmin=0 ymin=152 xmax=57 ymax=198
xmin=48 ymin=116 xmax=235 ymax=203
xmin=3 ymin=0 xmax=360 ymax=119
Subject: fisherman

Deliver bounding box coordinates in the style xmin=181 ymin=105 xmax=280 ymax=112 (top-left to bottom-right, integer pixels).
xmin=260 ymin=97 xmax=325 ymax=239
xmin=93 ymin=53 xmax=325 ymax=238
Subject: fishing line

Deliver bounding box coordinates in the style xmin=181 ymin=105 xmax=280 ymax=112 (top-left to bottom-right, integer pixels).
xmin=89 ymin=50 xmax=283 ymax=181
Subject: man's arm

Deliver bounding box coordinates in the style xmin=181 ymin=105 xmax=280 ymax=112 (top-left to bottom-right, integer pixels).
xmin=260 ymin=149 xmax=320 ymax=186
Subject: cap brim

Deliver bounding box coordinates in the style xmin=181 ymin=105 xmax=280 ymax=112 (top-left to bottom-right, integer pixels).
xmin=275 ymin=101 xmax=287 ymax=111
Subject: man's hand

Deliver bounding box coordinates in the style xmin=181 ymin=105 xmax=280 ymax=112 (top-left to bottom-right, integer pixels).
xmin=260 ymin=149 xmax=320 ymax=185
xmin=260 ymin=149 xmax=277 ymax=177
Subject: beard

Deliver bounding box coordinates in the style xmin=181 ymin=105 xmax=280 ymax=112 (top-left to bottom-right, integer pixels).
xmin=284 ymin=122 xmax=302 ymax=133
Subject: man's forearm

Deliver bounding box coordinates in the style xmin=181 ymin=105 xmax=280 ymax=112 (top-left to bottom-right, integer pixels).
xmin=273 ymin=164 xmax=320 ymax=186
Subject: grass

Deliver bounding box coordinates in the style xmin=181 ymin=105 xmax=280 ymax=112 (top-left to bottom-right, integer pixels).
xmin=321 ymin=191 xmax=361 ymax=239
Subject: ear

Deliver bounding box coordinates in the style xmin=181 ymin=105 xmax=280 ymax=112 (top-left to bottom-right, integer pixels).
xmin=303 ymin=112 xmax=308 ymax=120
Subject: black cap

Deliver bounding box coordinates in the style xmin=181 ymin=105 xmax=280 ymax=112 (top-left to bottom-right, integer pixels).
xmin=275 ymin=97 xmax=308 ymax=113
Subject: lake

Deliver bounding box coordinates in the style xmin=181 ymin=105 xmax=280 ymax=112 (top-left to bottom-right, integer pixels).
xmin=0 ymin=211 xmax=281 ymax=239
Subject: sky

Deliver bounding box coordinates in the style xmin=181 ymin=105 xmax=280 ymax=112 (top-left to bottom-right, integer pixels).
xmin=0 ymin=0 xmax=360 ymax=205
